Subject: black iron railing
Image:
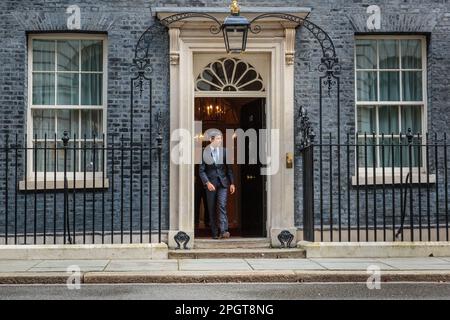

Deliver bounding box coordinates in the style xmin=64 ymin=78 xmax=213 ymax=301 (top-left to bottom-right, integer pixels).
xmin=301 ymin=129 xmax=450 ymax=242
xmin=0 ymin=132 xmax=163 ymax=245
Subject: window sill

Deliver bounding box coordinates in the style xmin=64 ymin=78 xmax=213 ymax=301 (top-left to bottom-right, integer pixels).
xmin=351 ymin=174 xmax=436 ymax=186
xmin=19 ymin=178 xmax=110 ymax=191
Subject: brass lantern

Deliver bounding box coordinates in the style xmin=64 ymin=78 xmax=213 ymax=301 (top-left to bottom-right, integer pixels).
xmin=222 ymin=0 xmax=250 ymax=53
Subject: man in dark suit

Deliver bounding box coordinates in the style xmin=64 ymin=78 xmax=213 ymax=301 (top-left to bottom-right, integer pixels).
xmin=194 ymin=167 xmax=209 ymax=228
xmin=199 ymin=131 xmax=235 ymax=239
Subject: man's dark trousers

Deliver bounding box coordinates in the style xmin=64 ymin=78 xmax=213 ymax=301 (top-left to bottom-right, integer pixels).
xmin=199 ymin=146 xmax=234 ymax=238
xmin=205 ymin=182 xmax=228 ymax=237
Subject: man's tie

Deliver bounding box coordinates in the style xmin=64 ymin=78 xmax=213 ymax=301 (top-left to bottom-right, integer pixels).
xmin=212 ymin=148 xmax=217 ymax=164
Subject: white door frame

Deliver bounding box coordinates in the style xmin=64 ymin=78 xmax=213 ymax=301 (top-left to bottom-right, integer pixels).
xmin=166 ymin=26 xmax=298 ymax=248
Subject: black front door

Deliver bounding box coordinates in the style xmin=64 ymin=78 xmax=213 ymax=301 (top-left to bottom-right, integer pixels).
xmin=240 ymin=98 xmax=266 ymax=237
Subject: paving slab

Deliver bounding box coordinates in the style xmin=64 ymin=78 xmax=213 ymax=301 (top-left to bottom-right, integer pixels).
xmin=28 ymin=260 xmax=109 ymax=272
xmin=179 ymin=259 xmax=252 ymax=271
xmin=310 ymin=258 xmax=385 ymax=263
xmin=379 ymin=257 xmax=450 ymax=263
xmin=246 ymin=259 xmax=325 ymax=270
xmin=379 ymin=257 xmax=450 ymax=270
xmin=105 ymin=260 xmax=178 ymax=272
xmin=310 ymin=258 xmax=395 ymax=270
xmin=438 ymin=257 xmax=450 ymax=262
xmin=0 ymin=260 xmax=42 ymax=273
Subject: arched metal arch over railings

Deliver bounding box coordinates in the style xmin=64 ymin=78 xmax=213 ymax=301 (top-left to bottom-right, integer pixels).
xmin=132 ymin=12 xmax=341 ymax=142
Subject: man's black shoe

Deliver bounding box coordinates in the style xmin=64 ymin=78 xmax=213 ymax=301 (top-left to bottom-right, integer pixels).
xmin=220 ymin=231 xmax=230 ymax=239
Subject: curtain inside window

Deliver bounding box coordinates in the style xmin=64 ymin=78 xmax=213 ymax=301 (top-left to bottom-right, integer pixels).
xmin=33 ymin=73 xmax=55 ymax=105
xmin=33 ymin=109 xmax=55 ymax=139
xmin=33 ymin=40 xmax=55 ymax=71
xmin=81 ymin=40 xmax=103 ymax=105
xmin=57 ymin=73 xmax=79 ymax=105
xmin=401 ymin=40 xmax=422 ymax=69
xmin=357 ymin=71 xmax=377 ymax=101
xmin=81 ymin=41 xmax=102 ymax=72
xmin=357 ymin=106 xmax=376 ymax=133
xmin=402 ymin=71 xmax=422 ymax=101
xmin=358 ymin=137 xmax=377 ymax=167
xmin=379 ymin=40 xmax=399 ymax=69
xmin=57 ymin=109 xmax=79 ymax=138
xmin=81 ymin=142 xmax=103 ymax=172
xmin=356 ymin=40 xmax=377 ymax=69
xmin=378 ymin=106 xmax=399 ymax=134
xmin=380 ymin=71 xmax=400 ymax=101
xmin=380 ymin=137 xmax=401 ymax=168
xmin=81 ymin=74 xmax=102 ymax=105
xmin=401 ymin=106 xmax=422 ymax=134
xmin=57 ymin=40 xmax=79 ymax=72
xmin=81 ymin=110 xmax=103 ymax=139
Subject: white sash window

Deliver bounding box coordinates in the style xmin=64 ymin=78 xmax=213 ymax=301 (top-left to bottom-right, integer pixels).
xmin=355 ymin=36 xmax=427 ymax=169
xmin=28 ymin=34 xmax=107 ymax=178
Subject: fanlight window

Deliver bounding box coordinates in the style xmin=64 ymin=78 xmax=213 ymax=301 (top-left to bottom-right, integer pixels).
xmin=196 ymin=57 xmax=265 ymax=92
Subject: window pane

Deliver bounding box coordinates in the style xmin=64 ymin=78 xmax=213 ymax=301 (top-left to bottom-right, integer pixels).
xmin=379 ymin=40 xmax=399 ymax=69
xmin=400 ymin=137 xmax=421 ymax=167
xmin=380 ymin=137 xmax=401 ymax=167
xmin=57 ymin=40 xmax=79 ymax=71
xmin=380 ymin=71 xmax=400 ymax=101
xmin=57 ymin=109 xmax=79 ymax=138
xmin=33 ymin=40 xmax=55 ymax=71
xmin=356 ymin=71 xmax=377 ymax=101
xmin=57 ymin=73 xmax=79 ymax=105
xmin=33 ymin=142 xmax=55 ymax=172
xmin=379 ymin=106 xmax=399 ymax=134
xmin=196 ymin=80 xmax=221 ymax=91
xmin=81 ymin=110 xmax=103 ymax=139
xmin=32 ymin=73 xmax=55 ymax=105
xmin=33 ymin=109 xmax=55 ymax=139
xmin=240 ymin=81 xmax=264 ymax=91
xmin=81 ymin=40 xmax=103 ymax=72
xmin=355 ymin=40 xmax=377 ymax=69
xmin=412 ymin=136 xmax=423 ymax=167
xmin=56 ymin=142 xmax=76 ymax=172
xmin=236 ymin=69 xmax=258 ymax=87
xmin=401 ymin=106 xmax=422 ymax=134
xmin=81 ymin=74 xmax=102 ymax=105
xmin=401 ymin=40 xmax=422 ymax=69
xmin=357 ymin=106 xmax=376 ymax=134
xmin=81 ymin=142 xmax=103 ymax=172
xmin=402 ymin=71 xmax=422 ymax=101
xmin=357 ymin=138 xmax=377 ymax=167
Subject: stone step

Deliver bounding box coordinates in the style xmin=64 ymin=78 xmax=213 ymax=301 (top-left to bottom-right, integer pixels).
xmin=168 ymin=248 xmax=306 ymax=259
xmin=194 ymin=238 xmax=271 ymax=249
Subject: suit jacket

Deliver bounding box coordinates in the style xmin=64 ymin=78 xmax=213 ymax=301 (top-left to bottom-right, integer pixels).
xmin=199 ymin=145 xmax=234 ymax=188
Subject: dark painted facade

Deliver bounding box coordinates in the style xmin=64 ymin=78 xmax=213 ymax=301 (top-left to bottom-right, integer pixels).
xmin=0 ymin=0 xmax=449 ymax=242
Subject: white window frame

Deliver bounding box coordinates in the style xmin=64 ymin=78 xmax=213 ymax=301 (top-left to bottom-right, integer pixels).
xmin=354 ymin=35 xmax=428 ymax=177
xmin=27 ymin=33 xmax=108 ymax=183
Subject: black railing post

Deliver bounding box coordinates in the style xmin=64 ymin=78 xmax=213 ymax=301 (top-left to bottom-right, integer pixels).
xmin=298 ymin=106 xmax=316 ymax=242
xmin=303 ymin=131 xmax=316 ymax=242
xmin=397 ymin=129 xmax=413 ymax=240
xmin=62 ymin=131 xmax=72 ymax=244
xmin=407 ymin=128 xmax=414 ymax=241
xmin=157 ymin=114 xmax=163 ymax=244
xmin=5 ymin=135 xmax=9 ymax=245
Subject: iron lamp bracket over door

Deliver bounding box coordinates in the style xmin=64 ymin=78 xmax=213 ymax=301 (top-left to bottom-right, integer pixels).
xmin=153 ymin=0 xmax=341 ymax=97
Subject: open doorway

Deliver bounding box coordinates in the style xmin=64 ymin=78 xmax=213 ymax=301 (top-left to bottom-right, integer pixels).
xmin=194 ymin=97 xmax=267 ymax=238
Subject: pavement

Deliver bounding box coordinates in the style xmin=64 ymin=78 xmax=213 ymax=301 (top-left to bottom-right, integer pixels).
xmin=1 ymin=257 xmax=450 ymax=284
